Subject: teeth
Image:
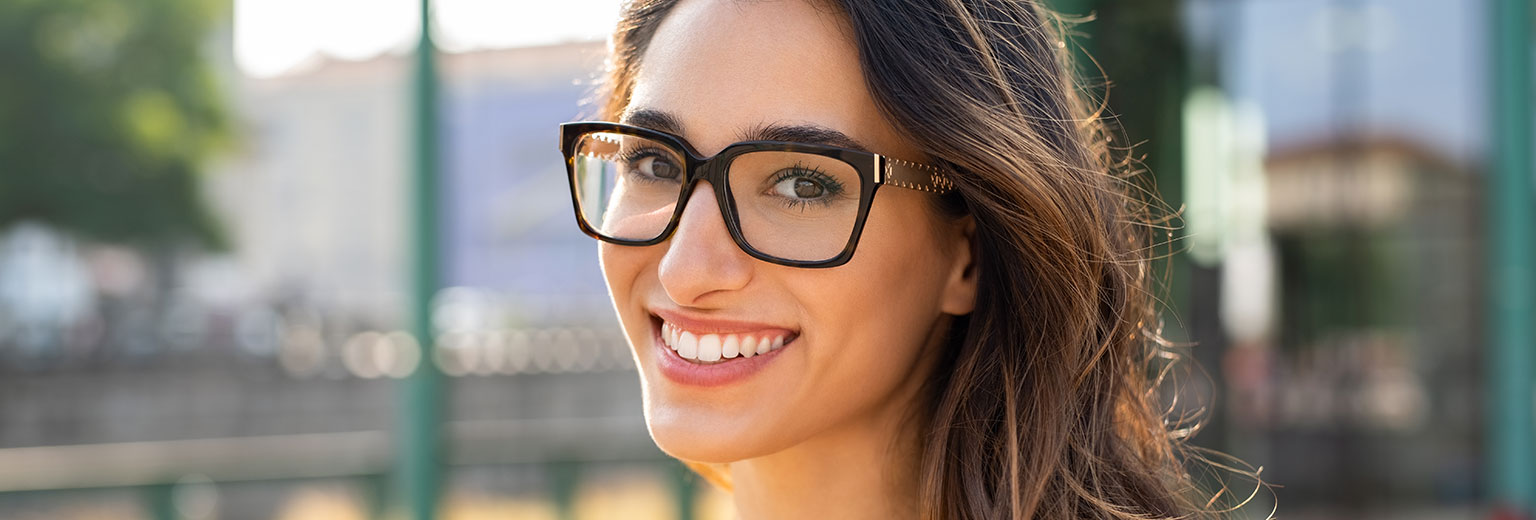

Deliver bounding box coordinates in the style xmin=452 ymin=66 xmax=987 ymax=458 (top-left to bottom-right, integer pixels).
xmin=697 ymin=334 xmax=722 ymax=362
xmin=678 ymin=331 xmax=698 ymax=360
xmin=659 ymin=320 xmax=791 ymax=363
xmin=722 ymin=335 xmax=740 ymax=359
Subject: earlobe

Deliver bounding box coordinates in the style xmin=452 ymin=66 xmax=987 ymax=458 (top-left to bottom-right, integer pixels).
xmin=940 ymin=216 xmax=979 ymax=316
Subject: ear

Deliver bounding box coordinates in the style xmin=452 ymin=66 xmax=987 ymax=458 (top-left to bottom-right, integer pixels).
xmin=939 ymin=215 xmax=978 ymax=316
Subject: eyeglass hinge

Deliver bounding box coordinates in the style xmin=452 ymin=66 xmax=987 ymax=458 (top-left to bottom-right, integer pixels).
xmin=874 ymin=155 xmax=886 ymax=184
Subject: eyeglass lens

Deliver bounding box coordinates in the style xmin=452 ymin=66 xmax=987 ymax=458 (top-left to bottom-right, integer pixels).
xmin=571 ymin=131 xmax=862 ymax=262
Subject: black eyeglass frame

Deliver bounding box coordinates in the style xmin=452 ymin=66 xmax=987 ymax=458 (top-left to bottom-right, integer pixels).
xmin=559 ymin=121 xmax=955 ymax=268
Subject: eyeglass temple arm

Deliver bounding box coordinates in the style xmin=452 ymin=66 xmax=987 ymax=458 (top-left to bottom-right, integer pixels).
xmin=879 ymin=156 xmax=956 ymax=194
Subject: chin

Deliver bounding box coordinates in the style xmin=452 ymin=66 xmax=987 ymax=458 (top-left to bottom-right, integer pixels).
xmin=639 ymin=392 xmax=785 ymax=464
xmin=645 ymin=412 xmax=742 ymax=464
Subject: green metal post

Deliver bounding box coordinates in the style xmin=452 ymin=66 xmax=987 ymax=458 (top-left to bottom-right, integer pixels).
xmin=397 ymin=0 xmax=443 ymax=518
xmin=363 ymin=473 xmax=389 ymax=520
xmin=1488 ymin=0 xmax=1535 ymax=514
xmin=670 ymin=460 xmax=697 ymax=520
xmin=548 ymin=460 xmax=582 ymax=520
xmin=144 ymin=484 xmax=175 ymax=520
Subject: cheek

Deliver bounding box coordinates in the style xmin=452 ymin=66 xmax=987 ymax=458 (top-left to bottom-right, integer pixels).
xmin=597 ymin=244 xmax=626 ymax=302
xmin=810 ymin=255 xmax=943 ymax=347
xmin=598 ymin=243 xmax=648 ymax=294
xmin=829 ymin=196 xmax=955 ymax=320
xmin=783 ymin=197 xmax=957 ymax=410
xmin=797 ymin=270 xmax=936 ymax=393
xmin=598 ymin=243 xmax=655 ymax=331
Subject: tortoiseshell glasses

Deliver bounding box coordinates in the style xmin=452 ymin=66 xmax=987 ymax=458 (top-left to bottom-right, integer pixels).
xmin=559 ymin=121 xmax=955 ymax=268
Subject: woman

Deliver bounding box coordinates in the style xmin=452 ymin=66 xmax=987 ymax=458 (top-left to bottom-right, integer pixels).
xmin=559 ymin=0 xmax=1245 ymax=518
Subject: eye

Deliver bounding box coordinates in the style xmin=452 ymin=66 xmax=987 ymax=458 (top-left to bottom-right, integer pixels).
xmin=772 ymin=173 xmax=829 ymax=200
xmin=626 ymin=151 xmax=681 ymax=180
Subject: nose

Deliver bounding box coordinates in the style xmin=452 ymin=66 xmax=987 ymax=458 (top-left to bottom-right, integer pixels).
xmin=657 ymin=181 xmax=754 ymax=305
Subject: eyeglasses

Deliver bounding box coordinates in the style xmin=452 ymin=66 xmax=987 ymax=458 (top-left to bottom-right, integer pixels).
xmin=559 ymin=121 xmax=955 ymax=268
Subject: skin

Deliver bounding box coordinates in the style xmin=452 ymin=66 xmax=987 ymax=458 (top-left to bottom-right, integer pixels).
xmin=597 ymin=0 xmax=978 ymax=517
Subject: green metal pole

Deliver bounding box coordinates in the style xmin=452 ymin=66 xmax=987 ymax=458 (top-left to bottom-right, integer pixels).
xmin=397 ymin=0 xmax=443 ymax=518
xmin=144 ymin=484 xmax=175 ymax=520
xmin=670 ymin=460 xmax=697 ymax=520
xmin=548 ymin=460 xmax=582 ymax=520
xmin=1488 ymin=0 xmax=1534 ymax=514
xmin=363 ymin=473 xmax=389 ymax=520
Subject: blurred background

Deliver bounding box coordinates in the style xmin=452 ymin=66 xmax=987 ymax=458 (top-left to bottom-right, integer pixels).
xmin=0 ymin=0 xmax=1530 ymax=518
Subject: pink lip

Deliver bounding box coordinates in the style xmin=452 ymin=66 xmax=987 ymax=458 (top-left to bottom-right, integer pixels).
xmin=650 ymin=308 xmax=797 ymax=336
xmin=647 ymin=311 xmax=796 ymax=387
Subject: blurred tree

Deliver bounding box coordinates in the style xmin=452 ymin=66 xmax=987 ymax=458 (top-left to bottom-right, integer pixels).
xmin=0 ymin=0 xmax=231 ymax=249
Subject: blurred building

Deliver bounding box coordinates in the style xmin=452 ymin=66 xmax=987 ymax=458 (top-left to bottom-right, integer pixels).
xmin=1181 ymin=0 xmax=1494 ymax=516
xmin=1252 ymin=137 xmax=1483 ymax=508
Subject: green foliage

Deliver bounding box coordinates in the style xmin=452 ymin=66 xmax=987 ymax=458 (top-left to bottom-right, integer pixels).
xmin=0 ymin=0 xmax=231 ymax=249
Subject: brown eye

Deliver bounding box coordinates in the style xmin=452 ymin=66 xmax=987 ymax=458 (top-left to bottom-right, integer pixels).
xmin=773 ymin=174 xmax=829 ymax=200
xmin=793 ymin=178 xmax=823 ymax=198
xmin=624 ymin=151 xmax=681 ymax=181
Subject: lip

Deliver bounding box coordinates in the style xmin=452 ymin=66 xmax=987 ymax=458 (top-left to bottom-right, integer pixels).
xmin=650 ymin=308 xmax=798 ymax=336
xmin=647 ymin=310 xmax=796 ymax=387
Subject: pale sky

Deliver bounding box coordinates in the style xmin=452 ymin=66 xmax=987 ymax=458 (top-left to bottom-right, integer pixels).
xmin=234 ymin=0 xmax=621 ymax=78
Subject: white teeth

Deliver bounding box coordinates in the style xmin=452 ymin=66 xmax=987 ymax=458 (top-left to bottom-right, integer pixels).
xmin=660 ymin=321 xmax=791 ymax=362
xmin=678 ymin=331 xmax=698 ymax=360
xmin=722 ymin=335 xmax=740 ymax=359
xmin=697 ymin=334 xmax=722 ymax=362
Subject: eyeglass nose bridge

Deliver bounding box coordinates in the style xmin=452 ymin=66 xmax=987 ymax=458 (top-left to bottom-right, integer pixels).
xmin=657 ymin=150 xmax=754 ymax=254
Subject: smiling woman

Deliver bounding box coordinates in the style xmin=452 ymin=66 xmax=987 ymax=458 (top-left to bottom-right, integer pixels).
xmin=560 ymin=0 xmax=1243 ymax=519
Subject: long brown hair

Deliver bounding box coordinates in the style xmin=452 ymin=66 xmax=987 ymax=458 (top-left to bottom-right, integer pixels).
xmin=598 ymin=1 xmax=1252 ymax=518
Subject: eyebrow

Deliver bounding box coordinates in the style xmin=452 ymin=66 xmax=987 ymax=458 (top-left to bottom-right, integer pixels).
xmin=620 ymin=107 xmax=873 ymax=154
xmin=743 ymin=122 xmax=871 ymax=153
xmin=620 ymin=108 xmax=686 ymax=136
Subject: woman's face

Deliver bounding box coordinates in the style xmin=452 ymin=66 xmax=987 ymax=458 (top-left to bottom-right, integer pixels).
xmin=601 ymin=0 xmax=977 ymax=463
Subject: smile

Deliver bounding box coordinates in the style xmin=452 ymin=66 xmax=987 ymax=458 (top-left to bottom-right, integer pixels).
xmin=660 ymin=321 xmax=792 ymax=364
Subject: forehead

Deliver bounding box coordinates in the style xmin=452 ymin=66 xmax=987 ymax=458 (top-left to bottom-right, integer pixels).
xmin=626 ymin=0 xmax=914 ymax=159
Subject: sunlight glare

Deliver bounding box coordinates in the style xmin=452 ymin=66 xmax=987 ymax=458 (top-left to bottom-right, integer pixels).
xmin=235 ymin=0 xmax=620 ymax=78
